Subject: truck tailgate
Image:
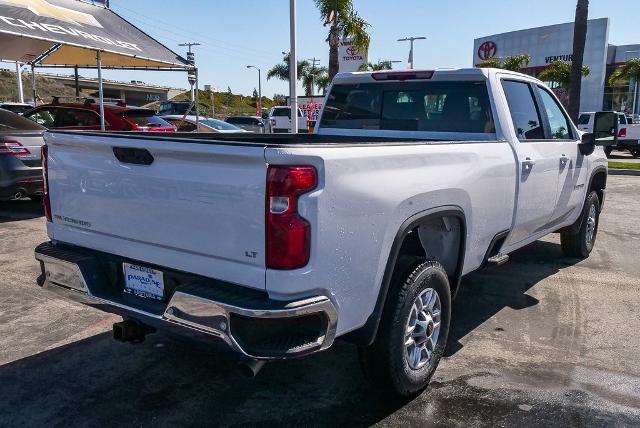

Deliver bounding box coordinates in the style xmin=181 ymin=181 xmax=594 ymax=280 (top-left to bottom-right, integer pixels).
xmin=45 ymin=132 xmax=267 ymax=290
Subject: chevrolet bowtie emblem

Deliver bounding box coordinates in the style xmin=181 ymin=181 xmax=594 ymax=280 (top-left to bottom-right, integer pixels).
xmin=0 ymin=0 xmax=103 ymax=27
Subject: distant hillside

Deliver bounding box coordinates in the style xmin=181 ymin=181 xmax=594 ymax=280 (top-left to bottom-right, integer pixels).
xmin=171 ymin=89 xmax=279 ymax=118
xmin=0 ymin=69 xmax=76 ymax=103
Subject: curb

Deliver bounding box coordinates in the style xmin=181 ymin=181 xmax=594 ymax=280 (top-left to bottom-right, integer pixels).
xmin=608 ymin=169 xmax=640 ymax=176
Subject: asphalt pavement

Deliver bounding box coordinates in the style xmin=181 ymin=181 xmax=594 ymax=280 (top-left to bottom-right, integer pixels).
xmin=0 ymin=176 xmax=639 ymax=427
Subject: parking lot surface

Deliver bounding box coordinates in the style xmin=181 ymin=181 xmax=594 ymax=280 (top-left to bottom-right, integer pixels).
xmin=1 ymin=176 xmax=639 ymax=427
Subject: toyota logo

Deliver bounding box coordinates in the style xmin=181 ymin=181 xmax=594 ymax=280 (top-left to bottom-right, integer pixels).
xmin=478 ymin=41 xmax=497 ymax=60
xmin=346 ymin=46 xmax=358 ymax=56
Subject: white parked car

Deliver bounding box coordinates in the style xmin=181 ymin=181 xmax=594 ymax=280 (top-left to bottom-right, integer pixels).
xmin=578 ymin=111 xmax=640 ymax=157
xmin=35 ymin=68 xmax=609 ymax=397
xmin=267 ymin=106 xmax=306 ymax=133
xmin=161 ymin=115 xmax=247 ymax=133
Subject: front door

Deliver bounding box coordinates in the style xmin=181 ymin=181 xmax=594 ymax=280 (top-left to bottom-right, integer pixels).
xmin=535 ymin=86 xmax=587 ymax=225
xmin=500 ymin=79 xmax=559 ymax=246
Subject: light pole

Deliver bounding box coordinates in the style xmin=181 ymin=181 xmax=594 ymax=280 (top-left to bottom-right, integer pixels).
xmin=397 ymin=36 xmax=426 ymax=69
xmin=289 ymin=0 xmax=298 ymax=133
xmin=246 ymin=65 xmax=262 ymax=116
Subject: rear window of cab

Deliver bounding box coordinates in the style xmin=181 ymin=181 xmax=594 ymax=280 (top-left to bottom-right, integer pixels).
xmin=320 ymin=81 xmax=494 ymax=133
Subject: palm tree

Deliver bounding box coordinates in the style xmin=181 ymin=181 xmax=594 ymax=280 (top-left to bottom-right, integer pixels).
xmin=502 ymin=54 xmax=531 ymax=71
xmin=267 ymin=53 xmax=329 ymax=96
xmin=358 ymin=60 xmax=393 ymax=72
xmin=538 ymin=60 xmax=590 ymax=88
xmin=300 ymin=65 xmax=329 ymax=96
xmin=568 ymin=0 xmax=589 ymax=121
xmin=267 ymin=52 xmax=310 ymax=82
xmin=609 ymin=58 xmax=640 ymax=115
xmin=477 ymin=54 xmax=530 ymax=71
xmin=314 ymin=0 xmax=371 ymax=82
xmin=315 ymin=73 xmax=331 ymax=94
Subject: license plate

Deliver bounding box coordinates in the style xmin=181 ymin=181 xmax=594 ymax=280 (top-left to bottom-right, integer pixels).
xmin=123 ymin=263 xmax=164 ymax=301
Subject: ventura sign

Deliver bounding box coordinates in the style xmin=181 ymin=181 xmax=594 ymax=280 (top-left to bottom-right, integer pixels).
xmin=338 ymin=38 xmax=367 ymax=72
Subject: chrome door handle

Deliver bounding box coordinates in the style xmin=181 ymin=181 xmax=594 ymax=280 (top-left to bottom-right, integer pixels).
xmin=522 ymin=157 xmax=536 ymax=170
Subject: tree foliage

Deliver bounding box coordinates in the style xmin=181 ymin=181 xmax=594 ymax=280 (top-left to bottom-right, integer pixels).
xmin=609 ymin=58 xmax=640 ymax=86
xmin=477 ymin=54 xmax=530 ymax=71
xmin=314 ymin=0 xmax=371 ymax=81
xmin=358 ymin=60 xmax=394 ymax=71
xmin=267 ymin=53 xmax=329 ymax=96
xmin=538 ymin=60 xmax=589 ymax=88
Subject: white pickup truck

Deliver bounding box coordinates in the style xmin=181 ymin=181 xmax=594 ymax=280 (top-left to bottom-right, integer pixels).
xmin=578 ymin=111 xmax=640 ymax=157
xmin=35 ymin=68 xmax=609 ymax=397
xmin=267 ymin=106 xmax=307 ymax=133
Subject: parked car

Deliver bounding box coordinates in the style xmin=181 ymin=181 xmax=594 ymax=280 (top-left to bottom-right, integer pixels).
xmin=267 ymin=106 xmax=306 ymax=133
xmin=157 ymin=101 xmax=195 ymax=116
xmin=224 ymin=116 xmax=266 ymax=133
xmin=578 ymin=111 xmax=640 ymax=157
xmin=24 ymin=99 xmax=176 ymax=132
xmin=0 ymin=102 xmax=33 ymax=115
xmin=35 ymin=68 xmax=609 ymax=397
xmin=0 ymin=108 xmax=45 ymax=201
xmin=162 ymin=115 xmax=246 ymax=133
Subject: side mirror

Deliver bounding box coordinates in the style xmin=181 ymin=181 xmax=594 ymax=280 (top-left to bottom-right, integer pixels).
xmin=591 ymin=111 xmax=618 ymax=146
xmin=581 ymin=132 xmax=595 ymax=146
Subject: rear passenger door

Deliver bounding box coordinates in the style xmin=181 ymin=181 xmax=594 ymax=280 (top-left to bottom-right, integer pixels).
xmin=501 ymin=79 xmax=560 ymax=245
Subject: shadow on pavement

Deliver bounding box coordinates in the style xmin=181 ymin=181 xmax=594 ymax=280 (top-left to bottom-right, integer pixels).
xmin=446 ymin=239 xmax=579 ymax=356
xmin=0 ymin=199 xmax=43 ymax=223
xmin=0 ymin=240 xmax=582 ymax=426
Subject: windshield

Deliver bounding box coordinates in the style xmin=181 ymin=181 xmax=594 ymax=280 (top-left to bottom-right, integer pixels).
xmin=201 ymin=119 xmax=241 ymax=130
xmin=577 ymin=114 xmax=591 ymax=125
xmin=0 ymin=108 xmax=46 ymax=131
xmin=320 ymin=81 xmax=494 ymax=133
xmin=124 ymin=110 xmax=172 ymax=127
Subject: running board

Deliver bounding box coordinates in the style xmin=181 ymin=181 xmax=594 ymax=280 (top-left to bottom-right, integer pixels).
xmin=486 ymin=253 xmax=509 ymax=266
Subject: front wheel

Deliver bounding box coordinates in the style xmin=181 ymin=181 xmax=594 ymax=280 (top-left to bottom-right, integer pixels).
xmin=560 ymin=191 xmax=600 ymax=258
xmin=359 ymin=259 xmax=451 ymax=397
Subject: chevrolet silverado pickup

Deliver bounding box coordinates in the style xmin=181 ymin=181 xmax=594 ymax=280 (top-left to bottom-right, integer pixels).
xmin=34 ymin=68 xmax=609 ymax=396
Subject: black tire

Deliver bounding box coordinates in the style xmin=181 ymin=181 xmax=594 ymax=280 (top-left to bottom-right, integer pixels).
xmin=358 ymin=258 xmax=451 ymax=397
xmin=604 ymin=146 xmax=613 ymax=157
xmin=630 ymin=148 xmax=640 ymax=159
xmin=560 ymin=191 xmax=600 ymax=258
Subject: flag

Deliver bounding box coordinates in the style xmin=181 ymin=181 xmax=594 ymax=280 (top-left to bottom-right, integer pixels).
xmin=324 ymin=10 xmax=336 ymax=26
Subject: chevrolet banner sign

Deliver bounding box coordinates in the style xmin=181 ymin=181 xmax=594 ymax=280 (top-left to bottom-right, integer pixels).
xmin=0 ymin=0 xmax=187 ymax=67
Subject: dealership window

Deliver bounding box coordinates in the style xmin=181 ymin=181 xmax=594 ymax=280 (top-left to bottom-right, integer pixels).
xmin=501 ymin=80 xmax=544 ymax=140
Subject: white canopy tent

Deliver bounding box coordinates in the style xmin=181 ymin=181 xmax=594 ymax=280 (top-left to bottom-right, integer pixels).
xmin=0 ymin=0 xmax=193 ymax=129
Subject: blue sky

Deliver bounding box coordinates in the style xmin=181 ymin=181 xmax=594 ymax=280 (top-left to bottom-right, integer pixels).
xmin=5 ymin=0 xmax=640 ymax=97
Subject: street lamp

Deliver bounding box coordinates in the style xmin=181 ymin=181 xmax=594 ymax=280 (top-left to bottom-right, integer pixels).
xmin=246 ymin=65 xmax=262 ymax=115
xmin=397 ymin=36 xmax=427 ymax=69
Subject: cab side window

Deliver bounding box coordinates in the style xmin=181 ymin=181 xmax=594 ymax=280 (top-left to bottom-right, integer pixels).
xmin=536 ymin=87 xmax=573 ymax=140
xmin=501 ymin=80 xmax=544 ymax=140
xmin=26 ymin=108 xmax=56 ymax=128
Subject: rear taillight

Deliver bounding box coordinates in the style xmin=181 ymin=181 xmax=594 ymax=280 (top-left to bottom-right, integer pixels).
xmin=618 ymin=128 xmax=627 ymax=137
xmin=266 ymin=166 xmax=317 ymax=269
xmin=41 ymin=145 xmax=51 ymax=222
xmin=0 ymin=140 xmax=31 ymax=156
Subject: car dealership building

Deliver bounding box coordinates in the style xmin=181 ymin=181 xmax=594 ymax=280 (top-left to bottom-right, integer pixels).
xmin=473 ymin=18 xmax=640 ymax=116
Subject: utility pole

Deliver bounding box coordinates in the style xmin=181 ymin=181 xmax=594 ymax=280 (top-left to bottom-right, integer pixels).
xmin=179 ymin=42 xmax=200 ymax=125
xmin=15 ymin=62 xmax=24 ymax=103
xmin=246 ymin=65 xmax=262 ymax=115
xmin=289 ymin=0 xmax=298 ymax=133
xmin=397 ymin=36 xmax=426 ymax=69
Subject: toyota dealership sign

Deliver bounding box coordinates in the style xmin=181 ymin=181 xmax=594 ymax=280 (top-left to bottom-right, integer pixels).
xmin=338 ymin=38 xmax=367 ymax=72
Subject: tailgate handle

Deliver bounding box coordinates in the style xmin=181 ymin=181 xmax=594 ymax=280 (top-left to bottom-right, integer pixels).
xmin=113 ymin=147 xmax=154 ymax=165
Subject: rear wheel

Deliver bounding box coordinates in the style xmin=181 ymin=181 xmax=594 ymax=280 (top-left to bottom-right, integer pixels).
xmin=630 ymin=148 xmax=640 ymax=158
xmin=561 ymin=191 xmax=600 ymax=258
xmin=359 ymin=259 xmax=451 ymax=397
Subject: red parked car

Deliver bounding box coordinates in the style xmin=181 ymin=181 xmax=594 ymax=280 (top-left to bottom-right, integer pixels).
xmin=23 ymin=99 xmax=176 ymax=132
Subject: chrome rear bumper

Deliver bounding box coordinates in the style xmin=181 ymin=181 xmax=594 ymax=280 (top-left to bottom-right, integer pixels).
xmin=35 ymin=242 xmax=337 ymax=359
